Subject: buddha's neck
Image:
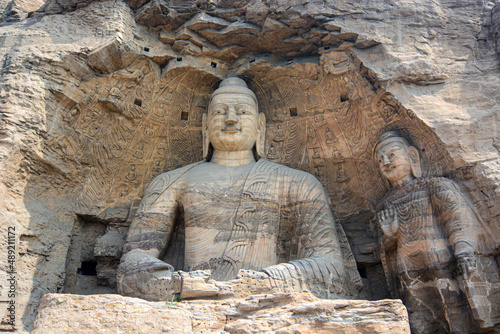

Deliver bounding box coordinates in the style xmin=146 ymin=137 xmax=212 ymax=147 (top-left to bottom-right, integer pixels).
xmin=211 ymin=150 xmax=255 ymax=166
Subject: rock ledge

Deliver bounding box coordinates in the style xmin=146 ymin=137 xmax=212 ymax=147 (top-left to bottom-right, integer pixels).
xmin=32 ymin=293 xmax=410 ymax=333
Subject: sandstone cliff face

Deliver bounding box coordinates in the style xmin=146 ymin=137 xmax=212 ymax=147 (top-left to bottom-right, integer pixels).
xmin=0 ymin=0 xmax=498 ymax=332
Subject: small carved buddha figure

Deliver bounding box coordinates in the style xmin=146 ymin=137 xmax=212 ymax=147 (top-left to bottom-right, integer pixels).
xmin=331 ymin=146 xmax=344 ymax=164
xmin=144 ymin=124 xmax=154 ymax=138
xmin=117 ymin=77 xmax=361 ymax=302
xmin=314 ymin=113 xmax=327 ymax=127
xmin=125 ymin=165 xmax=137 ymax=182
xmin=375 ymin=130 xmax=493 ymax=334
xmin=154 ymin=103 xmax=165 ymax=118
xmin=325 ymin=127 xmax=338 ymax=145
xmin=335 ymin=165 xmax=350 ymax=183
xmin=133 ymin=144 xmax=144 ymax=160
xmin=267 ymin=142 xmax=279 ymax=161
xmin=273 ymin=125 xmax=285 ymax=142
xmin=307 ymin=131 xmax=318 ymax=148
xmin=312 ymin=148 xmax=321 ymax=160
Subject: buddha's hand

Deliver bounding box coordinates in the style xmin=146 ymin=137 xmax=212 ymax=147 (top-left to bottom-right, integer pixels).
xmin=117 ymin=250 xmax=181 ymax=301
xmin=145 ymin=270 xmax=182 ymax=300
xmin=237 ymin=269 xmax=270 ymax=280
xmin=377 ymin=206 xmax=398 ymax=237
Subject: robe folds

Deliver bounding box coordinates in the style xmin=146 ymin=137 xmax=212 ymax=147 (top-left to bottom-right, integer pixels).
xmin=121 ymin=159 xmax=361 ymax=299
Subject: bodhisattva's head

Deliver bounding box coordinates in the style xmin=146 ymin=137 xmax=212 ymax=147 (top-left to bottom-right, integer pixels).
xmin=375 ymin=131 xmax=422 ymax=187
xmin=202 ymin=77 xmax=266 ymax=160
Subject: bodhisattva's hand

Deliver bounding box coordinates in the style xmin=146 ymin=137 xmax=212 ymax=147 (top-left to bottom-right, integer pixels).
xmin=455 ymin=242 xmax=477 ymax=279
xmin=377 ymin=206 xmax=398 ymax=237
xmin=458 ymin=255 xmax=477 ymax=279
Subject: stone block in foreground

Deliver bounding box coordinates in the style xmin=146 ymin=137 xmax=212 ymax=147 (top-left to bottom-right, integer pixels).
xmin=32 ymin=293 xmax=410 ymax=333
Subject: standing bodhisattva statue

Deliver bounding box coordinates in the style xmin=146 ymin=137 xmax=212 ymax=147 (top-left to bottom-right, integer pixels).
xmin=117 ymin=77 xmax=361 ymax=301
xmin=375 ymin=131 xmax=497 ymax=333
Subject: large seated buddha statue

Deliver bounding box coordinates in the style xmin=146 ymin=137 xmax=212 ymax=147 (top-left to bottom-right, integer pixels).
xmin=117 ymin=77 xmax=362 ymax=301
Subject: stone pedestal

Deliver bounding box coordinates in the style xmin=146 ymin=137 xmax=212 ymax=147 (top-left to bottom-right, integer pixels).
xmin=32 ymin=293 xmax=410 ymax=333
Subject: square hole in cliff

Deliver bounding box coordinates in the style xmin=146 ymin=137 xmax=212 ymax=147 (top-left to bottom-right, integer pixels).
xmin=78 ymin=261 xmax=97 ymax=276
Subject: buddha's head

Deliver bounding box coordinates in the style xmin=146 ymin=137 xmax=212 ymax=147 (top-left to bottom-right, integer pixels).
xmin=375 ymin=131 xmax=421 ymax=186
xmin=203 ymin=77 xmax=266 ymax=160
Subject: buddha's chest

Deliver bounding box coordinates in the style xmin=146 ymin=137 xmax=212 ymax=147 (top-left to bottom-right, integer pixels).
xmin=181 ymin=183 xmax=280 ymax=234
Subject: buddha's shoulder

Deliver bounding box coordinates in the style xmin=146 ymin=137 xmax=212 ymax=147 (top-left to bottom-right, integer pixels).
xmin=254 ymin=159 xmax=320 ymax=182
xmin=145 ymin=161 xmax=206 ymax=191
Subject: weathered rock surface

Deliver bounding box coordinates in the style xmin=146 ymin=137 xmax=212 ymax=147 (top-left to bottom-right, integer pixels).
xmin=0 ymin=0 xmax=498 ymax=332
xmin=31 ymin=292 xmax=410 ymax=333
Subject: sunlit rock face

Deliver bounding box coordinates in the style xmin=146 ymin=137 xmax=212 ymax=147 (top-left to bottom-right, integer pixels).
xmin=0 ymin=0 xmax=498 ymax=332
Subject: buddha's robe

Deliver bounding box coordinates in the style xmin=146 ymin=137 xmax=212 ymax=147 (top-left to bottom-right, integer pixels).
xmin=378 ymin=177 xmax=496 ymax=333
xmin=119 ymin=159 xmax=361 ymax=299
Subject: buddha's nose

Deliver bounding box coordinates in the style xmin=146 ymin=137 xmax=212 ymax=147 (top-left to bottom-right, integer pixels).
xmin=225 ymin=108 xmax=238 ymax=125
xmin=382 ymin=155 xmax=391 ymax=165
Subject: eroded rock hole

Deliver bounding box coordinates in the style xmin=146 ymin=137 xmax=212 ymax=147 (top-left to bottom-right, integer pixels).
xmin=290 ymin=107 xmax=298 ymax=117
xmin=78 ymin=261 xmax=97 ymax=276
xmin=144 ymin=47 xmax=150 ymax=52
xmin=134 ymin=99 xmax=142 ymax=107
xmin=358 ymin=266 xmax=368 ymax=279
xmin=211 ymin=62 xmax=217 ymax=68
xmin=177 ymin=57 xmax=183 ymax=62
xmin=181 ymin=110 xmax=189 ymax=121
xmin=340 ymin=93 xmax=349 ymax=102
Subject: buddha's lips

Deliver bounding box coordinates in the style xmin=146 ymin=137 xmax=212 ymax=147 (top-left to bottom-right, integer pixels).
xmin=222 ymin=127 xmax=240 ymax=132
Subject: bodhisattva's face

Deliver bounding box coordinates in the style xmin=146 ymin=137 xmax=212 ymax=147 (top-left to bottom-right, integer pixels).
xmin=207 ymin=93 xmax=259 ymax=152
xmin=376 ymin=141 xmax=414 ymax=186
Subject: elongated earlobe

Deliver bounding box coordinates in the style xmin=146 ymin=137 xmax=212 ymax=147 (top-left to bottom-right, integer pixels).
xmin=408 ymin=146 xmax=422 ymax=178
xmin=202 ymin=114 xmax=210 ymax=160
xmin=256 ymin=113 xmax=266 ymax=159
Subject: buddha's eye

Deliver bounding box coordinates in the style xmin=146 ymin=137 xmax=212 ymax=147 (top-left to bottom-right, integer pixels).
xmin=390 ymin=153 xmax=395 ymax=158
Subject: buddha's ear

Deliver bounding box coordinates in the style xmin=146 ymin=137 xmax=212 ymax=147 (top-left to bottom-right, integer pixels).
xmin=408 ymin=146 xmax=422 ymax=178
xmin=256 ymin=112 xmax=266 ymax=159
xmin=202 ymin=113 xmax=210 ymax=160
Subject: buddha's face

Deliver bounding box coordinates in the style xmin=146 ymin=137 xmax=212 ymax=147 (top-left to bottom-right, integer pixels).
xmin=376 ymin=140 xmax=414 ymax=186
xmin=207 ymin=92 xmax=259 ymax=152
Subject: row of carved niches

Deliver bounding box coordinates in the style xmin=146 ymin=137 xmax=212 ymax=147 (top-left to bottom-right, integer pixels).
xmin=46 ymin=50 xmax=453 ymax=224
